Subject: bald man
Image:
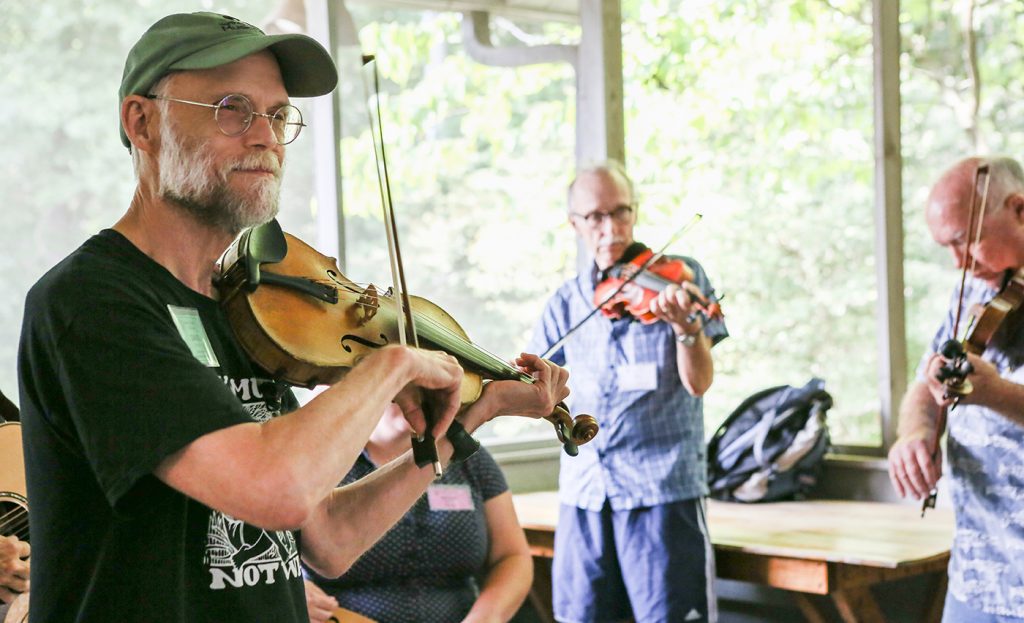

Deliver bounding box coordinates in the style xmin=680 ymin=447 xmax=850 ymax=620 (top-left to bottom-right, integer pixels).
xmin=889 ymin=156 xmax=1024 ymax=622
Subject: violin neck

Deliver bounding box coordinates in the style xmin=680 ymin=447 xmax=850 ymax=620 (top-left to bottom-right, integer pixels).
xmin=610 ymin=264 xmax=675 ymax=292
xmin=632 ymin=270 xmax=675 ymax=292
xmin=413 ymin=313 xmax=527 ymax=382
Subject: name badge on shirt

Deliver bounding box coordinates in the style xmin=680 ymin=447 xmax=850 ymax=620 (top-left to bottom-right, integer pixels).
xmin=617 ymin=363 xmax=657 ymax=392
xmin=167 ymin=305 xmax=220 ymax=368
xmin=427 ymin=484 xmax=474 ymax=511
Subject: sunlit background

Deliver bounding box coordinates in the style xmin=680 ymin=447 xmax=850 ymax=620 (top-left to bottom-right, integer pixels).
xmin=3 ymin=0 xmax=1022 ymax=451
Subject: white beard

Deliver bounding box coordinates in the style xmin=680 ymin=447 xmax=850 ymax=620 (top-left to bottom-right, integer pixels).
xmin=157 ymin=115 xmax=283 ymax=236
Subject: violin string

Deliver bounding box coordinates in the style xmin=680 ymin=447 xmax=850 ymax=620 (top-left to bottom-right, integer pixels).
xmin=325 ymin=279 xmax=526 ymax=379
xmin=412 ymin=313 xmax=527 ymax=379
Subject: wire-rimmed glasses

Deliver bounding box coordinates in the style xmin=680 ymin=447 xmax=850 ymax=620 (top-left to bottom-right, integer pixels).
xmin=147 ymin=93 xmax=306 ymax=145
xmin=570 ymin=204 xmax=635 ymax=228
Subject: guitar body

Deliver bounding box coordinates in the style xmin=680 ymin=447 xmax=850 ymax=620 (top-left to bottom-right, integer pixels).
xmin=0 ymin=422 xmax=27 ymax=525
xmin=328 ymin=607 xmax=377 ymax=623
xmin=0 ymin=422 xmax=29 ymax=623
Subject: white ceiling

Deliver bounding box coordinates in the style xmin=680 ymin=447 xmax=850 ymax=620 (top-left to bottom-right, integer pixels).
xmin=347 ymin=0 xmax=579 ymax=22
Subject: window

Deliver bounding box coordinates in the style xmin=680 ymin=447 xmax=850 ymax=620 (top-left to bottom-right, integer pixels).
xmin=6 ymin=0 xmax=1022 ymax=456
xmin=619 ymin=1 xmax=880 ymax=446
xmin=340 ymin=6 xmax=579 ymax=445
xmin=0 ymin=0 xmax=316 ymax=401
xmin=900 ymin=0 xmax=1024 ymax=384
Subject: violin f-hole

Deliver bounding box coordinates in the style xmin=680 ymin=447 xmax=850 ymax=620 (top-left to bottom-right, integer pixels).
xmin=340 ymin=333 xmax=390 ymax=353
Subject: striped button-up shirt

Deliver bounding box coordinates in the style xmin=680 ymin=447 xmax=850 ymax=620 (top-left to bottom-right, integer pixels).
xmin=527 ymin=256 xmax=728 ymax=511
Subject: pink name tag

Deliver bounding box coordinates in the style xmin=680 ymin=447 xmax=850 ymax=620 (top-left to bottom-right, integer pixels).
xmin=427 ymin=484 xmax=474 ymax=511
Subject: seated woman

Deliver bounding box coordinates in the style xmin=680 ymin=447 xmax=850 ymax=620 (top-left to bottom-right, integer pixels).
xmin=303 ymin=403 xmax=533 ymax=623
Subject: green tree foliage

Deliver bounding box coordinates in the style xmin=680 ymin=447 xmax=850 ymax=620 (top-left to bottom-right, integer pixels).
xmin=4 ymin=0 xmax=1022 ymax=448
xmin=0 ymin=0 xmax=316 ymax=402
xmin=339 ymin=8 xmax=578 ymax=442
xmin=617 ymin=0 xmax=880 ymax=444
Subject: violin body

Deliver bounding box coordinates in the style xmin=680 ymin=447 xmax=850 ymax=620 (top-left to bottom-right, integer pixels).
xmin=594 ymin=245 xmax=723 ymax=325
xmin=218 ymin=232 xmax=483 ymax=403
xmin=963 ymin=267 xmax=1024 ymax=356
xmin=216 ymin=222 xmax=597 ymax=452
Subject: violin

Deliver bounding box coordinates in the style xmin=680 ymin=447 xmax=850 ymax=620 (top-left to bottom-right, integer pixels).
xmin=214 ymin=220 xmax=598 ymax=456
xmin=594 ymin=243 xmax=723 ymax=325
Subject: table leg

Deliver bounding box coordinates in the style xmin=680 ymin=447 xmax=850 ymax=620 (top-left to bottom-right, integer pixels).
xmin=792 ymin=593 xmax=829 ymax=623
xmin=528 ymin=556 xmax=555 ymax=623
xmin=832 ymin=586 xmax=886 ymax=623
xmin=924 ymin=572 xmax=947 ymax=623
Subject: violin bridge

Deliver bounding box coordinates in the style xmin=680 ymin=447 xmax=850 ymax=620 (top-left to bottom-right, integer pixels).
xmin=353 ymin=284 xmax=380 ymax=325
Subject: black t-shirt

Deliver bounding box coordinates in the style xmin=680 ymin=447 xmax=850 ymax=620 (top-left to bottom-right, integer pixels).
xmin=18 ymin=229 xmax=306 ymax=622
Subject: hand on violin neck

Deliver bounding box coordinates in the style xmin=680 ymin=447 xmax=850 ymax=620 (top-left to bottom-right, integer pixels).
xmin=925 ymin=350 xmax=1000 ymax=409
xmin=469 ymin=354 xmax=570 ymax=423
xmin=952 ymin=353 xmax=1001 ymax=407
xmin=925 ymin=353 xmax=964 ymax=409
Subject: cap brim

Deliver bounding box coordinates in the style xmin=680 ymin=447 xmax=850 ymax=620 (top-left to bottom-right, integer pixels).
xmin=169 ymin=33 xmax=337 ymax=98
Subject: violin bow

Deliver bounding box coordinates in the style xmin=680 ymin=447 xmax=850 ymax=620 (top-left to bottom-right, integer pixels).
xmin=362 ymin=55 xmax=443 ymax=478
xmin=922 ymin=162 xmax=991 ymax=516
xmin=954 ymin=164 xmax=992 ymax=345
xmin=540 ymin=213 xmax=703 ymax=360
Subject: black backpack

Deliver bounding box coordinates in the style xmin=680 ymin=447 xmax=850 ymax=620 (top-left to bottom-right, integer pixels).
xmin=707 ymin=378 xmax=832 ymax=502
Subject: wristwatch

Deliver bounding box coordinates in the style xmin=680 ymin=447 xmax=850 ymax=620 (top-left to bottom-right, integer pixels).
xmin=676 ymin=331 xmax=699 ymax=346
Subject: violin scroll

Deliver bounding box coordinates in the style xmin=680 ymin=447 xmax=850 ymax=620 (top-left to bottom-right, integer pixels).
xmin=935 ymin=339 xmax=974 ymax=403
xmin=545 ymin=404 xmax=598 ymax=456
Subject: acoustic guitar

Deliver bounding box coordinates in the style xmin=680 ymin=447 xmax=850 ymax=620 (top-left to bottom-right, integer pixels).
xmin=0 ymin=393 xmax=29 ymax=623
xmin=328 ymin=606 xmax=376 ymax=623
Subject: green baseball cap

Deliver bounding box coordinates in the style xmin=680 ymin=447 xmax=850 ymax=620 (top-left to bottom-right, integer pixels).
xmin=119 ymin=12 xmax=338 ymax=148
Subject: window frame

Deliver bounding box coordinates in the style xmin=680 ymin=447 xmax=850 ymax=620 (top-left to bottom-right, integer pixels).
xmin=313 ymin=0 xmax=909 ymax=461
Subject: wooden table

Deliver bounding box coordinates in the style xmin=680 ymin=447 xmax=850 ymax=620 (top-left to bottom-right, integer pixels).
xmin=513 ymin=492 xmax=954 ymax=623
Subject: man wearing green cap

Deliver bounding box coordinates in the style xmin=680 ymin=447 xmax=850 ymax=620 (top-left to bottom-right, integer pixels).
xmin=17 ymin=12 xmax=569 ymax=622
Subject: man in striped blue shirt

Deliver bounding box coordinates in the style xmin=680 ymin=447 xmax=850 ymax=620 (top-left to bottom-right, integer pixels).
xmin=528 ymin=161 xmax=728 ymax=623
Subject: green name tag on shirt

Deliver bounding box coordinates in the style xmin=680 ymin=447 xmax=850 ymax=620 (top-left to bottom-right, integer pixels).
xmin=168 ymin=305 xmax=220 ymax=367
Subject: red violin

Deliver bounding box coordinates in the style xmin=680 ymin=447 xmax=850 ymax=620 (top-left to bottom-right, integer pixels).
xmin=594 ymin=243 xmax=723 ymax=325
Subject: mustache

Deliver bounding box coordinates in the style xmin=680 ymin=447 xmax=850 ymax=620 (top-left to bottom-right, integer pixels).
xmin=222 ymin=152 xmax=282 ymax=178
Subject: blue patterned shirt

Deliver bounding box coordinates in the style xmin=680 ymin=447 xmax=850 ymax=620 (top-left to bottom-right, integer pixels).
xmin=304 ymin=448 xmax=508 ymax=623
xmin=919 ymin=276 xmax=1024 ymax=617
xmin=527 ymin=255 xmax=728 ymax=511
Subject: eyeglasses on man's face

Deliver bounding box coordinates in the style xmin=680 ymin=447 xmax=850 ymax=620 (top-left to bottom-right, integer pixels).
xmin=146 ymin=93 xmax=306 ymax=145
xmin=571 ymin=204 xmax=635 ymax=228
